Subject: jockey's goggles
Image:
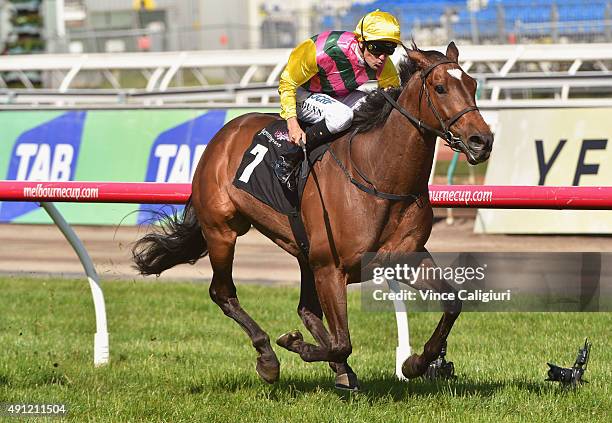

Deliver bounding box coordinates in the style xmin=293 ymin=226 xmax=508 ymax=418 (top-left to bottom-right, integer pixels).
xmin=365 ymin=40 xmax=397 ymax=56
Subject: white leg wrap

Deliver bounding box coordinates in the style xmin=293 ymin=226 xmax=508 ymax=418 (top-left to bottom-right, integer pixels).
xmin=387 ymin=279 xmax=411 ymax=381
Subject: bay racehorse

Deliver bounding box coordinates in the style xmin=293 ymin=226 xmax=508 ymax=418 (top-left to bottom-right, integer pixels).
xmin=132 ymin=42 xmax=493 ymax=390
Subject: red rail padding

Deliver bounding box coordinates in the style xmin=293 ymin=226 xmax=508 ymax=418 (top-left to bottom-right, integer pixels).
xmin=428 ymin=185 xmax=612 ymax=209
xmin=0 ymin=181 xmax=190 ymax=204
xmin=1 ymin=181 xmax=612 ymax=209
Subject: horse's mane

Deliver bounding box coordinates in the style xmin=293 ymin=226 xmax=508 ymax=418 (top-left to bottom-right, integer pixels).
xmin=352 ymin=43 xmax=447 ymax=134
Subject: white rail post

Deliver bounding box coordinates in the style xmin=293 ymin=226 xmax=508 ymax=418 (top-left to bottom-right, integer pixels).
xmin=40 ymin=202 xmax=109 ymax=366
xmin=386 ymin=279 xmax=411 ymax=381
xmin=428 ymin=138 xmax=441 ymax=185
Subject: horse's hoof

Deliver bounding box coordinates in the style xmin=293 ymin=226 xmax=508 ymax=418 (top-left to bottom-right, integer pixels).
xmin=275 ymin=330 xmax=303 ymax=350
xmin=256 ymin=353 xmax=280 ymax=384
xmin=335 ymin=372 xmax=359 ymax=391
xmin=401 ymin=354 xmax=427 ymax=379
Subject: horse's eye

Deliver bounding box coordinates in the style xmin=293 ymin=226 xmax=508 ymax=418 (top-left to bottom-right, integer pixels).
xmin=435 ymin=85 xmax=446 ymax=94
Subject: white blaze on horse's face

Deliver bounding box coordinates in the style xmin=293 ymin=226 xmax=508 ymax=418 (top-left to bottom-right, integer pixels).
xmin=447 ymin=68 xmax=463 ymax=81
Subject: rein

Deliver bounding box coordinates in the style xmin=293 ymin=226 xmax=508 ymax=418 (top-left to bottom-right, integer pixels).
xmin=328 ymin=129 xmax=423 ymax=203
xmin=329 ymin=59 xmax=478 ymax=203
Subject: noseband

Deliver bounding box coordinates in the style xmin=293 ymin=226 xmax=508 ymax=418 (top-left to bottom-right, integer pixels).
xmin=380 ymin=59 xmax=479 ymax=152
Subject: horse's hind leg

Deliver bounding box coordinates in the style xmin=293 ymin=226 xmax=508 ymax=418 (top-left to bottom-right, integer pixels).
xmin=275 ymin=265 xmax=356 ymax=389
xmin=401 ymin=250 xmax=462 ymax=379
xmin=277 ymin=259 xmax=358 ymax=388
xmin=205 ymin=225 xmax=280 ymax=383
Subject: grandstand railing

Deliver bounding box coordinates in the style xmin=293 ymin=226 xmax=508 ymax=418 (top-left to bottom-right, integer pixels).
xmin=2 ymin=78 xmax=612 ymax=108
xmin=1 ymin=43 xmax=611 ymax=107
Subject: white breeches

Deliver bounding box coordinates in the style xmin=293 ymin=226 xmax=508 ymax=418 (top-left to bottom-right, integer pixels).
xmin=295 ymin=88 xmax=368 ymax=133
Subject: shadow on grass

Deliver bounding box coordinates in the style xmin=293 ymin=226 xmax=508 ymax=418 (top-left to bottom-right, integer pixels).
xmin=193 ymin=372 xmax=550 ymax=402
xmin=358 ymin=376 xmax=547 ymax=402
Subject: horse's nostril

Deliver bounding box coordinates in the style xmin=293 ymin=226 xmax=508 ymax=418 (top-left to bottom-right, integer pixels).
xmin=469 ymin=135 xmax=485 ymax=150
xmin=469 ymin=134 xmax=493 ymax=152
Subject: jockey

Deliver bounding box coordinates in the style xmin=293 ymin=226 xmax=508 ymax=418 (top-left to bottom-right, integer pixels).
xmin=274 ymin=9 xmax=402 ymax=188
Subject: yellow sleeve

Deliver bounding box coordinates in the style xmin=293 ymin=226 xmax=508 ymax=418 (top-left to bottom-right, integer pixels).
xmin=278 ymin=38 xmax=319 ymax=120
xmin=377 ymin=58 xmax=400 ymax=89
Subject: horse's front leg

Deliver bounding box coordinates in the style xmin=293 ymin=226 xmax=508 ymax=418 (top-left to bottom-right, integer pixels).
xmin=277 ymin=259 xmax=358 ymax=389
xmin=401 ymin=250 xmax=462 ymax=379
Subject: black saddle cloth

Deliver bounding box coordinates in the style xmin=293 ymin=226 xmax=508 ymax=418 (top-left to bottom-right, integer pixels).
xmin=232 ymin=119 xmax=329 ymax=215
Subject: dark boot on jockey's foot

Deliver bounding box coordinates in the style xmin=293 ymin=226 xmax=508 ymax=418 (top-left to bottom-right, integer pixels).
xmin=304 ymin=119 xmax=334 ymax=151
xmin=273 ymin=120 xmax=334 ymax=189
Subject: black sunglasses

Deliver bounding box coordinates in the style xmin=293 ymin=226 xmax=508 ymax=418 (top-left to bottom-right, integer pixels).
xmin=365 ymin=41 xmax=396 ymax=56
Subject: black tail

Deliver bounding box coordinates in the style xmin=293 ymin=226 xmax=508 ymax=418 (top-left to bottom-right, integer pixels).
xmin=132 ymin=198 xmax=208 ymax=276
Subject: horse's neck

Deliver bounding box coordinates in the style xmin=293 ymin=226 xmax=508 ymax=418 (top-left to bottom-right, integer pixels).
xmin=353 ymin=86 xmax=437 ymax=196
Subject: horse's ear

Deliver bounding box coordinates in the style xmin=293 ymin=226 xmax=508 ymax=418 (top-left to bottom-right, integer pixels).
xmin=406 ymin=47 xmax=429 ymax=70
xmin=446 ymin=41 xmax=459 ymax=62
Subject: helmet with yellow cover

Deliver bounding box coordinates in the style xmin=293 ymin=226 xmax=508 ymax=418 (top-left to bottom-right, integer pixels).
xmin=354 ymin=9 xmax=401 ymax=44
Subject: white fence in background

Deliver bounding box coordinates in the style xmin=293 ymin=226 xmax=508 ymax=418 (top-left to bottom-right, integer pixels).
xmin=1 ymin=43 xmax=611 ymax=107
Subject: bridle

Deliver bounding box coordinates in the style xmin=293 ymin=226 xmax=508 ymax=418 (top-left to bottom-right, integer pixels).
xmin=328 ymin=58 xmax=480 ymax=203
xmin=380 ymin=59 xmax=479 ymax=152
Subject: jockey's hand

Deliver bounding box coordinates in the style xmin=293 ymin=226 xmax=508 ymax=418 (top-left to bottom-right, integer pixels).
xmin=287 ymin=117 xmax=305 ymax=146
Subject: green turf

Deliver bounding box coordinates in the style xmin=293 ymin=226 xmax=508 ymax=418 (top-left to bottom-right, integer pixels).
xmin=0 ymin=277 xmax=610 ymax=422
xmin=433 ymin=159 xmax=488 ymax=178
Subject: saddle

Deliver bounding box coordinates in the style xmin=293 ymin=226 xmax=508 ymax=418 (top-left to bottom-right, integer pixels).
xmin=232 ymin=119 xmax=331 ymax=257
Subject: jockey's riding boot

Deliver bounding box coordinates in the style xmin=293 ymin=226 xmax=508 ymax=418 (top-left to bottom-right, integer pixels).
xmin=274 ymin=120 xmax=334 ymax=189
xmin=304 ymin=120 xmax=334 ymax=152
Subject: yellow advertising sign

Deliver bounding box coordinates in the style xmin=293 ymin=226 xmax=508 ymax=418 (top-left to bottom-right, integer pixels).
xmin=475 ymin=108 xmax=612 ymax=234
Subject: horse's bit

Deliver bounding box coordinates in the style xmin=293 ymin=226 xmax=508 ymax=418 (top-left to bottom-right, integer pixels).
xmin=380 ymin=59 xmax=479 ymax=152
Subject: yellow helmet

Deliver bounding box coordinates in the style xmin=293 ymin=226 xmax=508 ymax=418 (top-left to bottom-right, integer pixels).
xmin=354 ymin=9 xmax=401 ymax=44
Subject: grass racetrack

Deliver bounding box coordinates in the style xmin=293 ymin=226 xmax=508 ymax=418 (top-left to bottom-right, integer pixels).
xmin=1 ymin=277 xmax=610 ymax=422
